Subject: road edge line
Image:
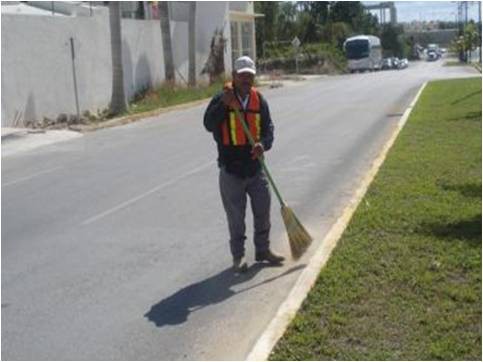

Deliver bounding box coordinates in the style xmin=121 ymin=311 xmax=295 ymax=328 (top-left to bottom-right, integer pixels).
xmin=246 ymin=81 xmax=428 ymax=361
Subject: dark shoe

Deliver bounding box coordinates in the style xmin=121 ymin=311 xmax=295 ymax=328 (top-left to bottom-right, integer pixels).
xmin=233 ymin=256 xmax=248 ymax=273
xmin=255 ymin=250 xmax=285 ymax=265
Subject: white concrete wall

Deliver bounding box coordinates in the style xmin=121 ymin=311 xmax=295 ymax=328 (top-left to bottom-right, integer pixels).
xmin=171 ymin=1 xmax=231 ymax=84
xmin=1 ymin=2 xmax=231 ymax=127
xmin=121 ymin=19 xmax=165 ymax=100
xmin=229 ymin=1 xmax=253 ymax=13
xmin=1 ymin=10 xmax=112 ymax=126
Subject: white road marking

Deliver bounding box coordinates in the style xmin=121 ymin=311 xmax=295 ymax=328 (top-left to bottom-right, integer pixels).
xmin=81 ymin=161 xmax=215 ymax=226
xmin=2 ymin=166 xmax=63 ymax=187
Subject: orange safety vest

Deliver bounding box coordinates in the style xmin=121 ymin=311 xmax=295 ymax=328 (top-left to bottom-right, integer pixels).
xmin=220 ymin=87 xmax=261 ymax=146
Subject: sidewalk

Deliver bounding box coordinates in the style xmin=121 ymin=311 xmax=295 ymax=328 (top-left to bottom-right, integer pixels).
xmin=1 ymin=127 xmax=30 ymax=140
xmin=1 ymin=127 xmax=82 ymax=157
xmin=1 ymin=74 xmax=326 ymax=156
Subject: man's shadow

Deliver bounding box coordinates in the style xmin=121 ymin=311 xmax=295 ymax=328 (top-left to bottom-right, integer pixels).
xmin=144 ymin=263 xmax=305 ymax=327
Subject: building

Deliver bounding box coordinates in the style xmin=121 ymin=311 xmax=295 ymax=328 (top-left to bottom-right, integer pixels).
xmin=1 ymin=1 xmax=260 ymax=127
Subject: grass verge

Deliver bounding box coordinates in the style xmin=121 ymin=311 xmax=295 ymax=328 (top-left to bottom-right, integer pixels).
xmin=270 ymin=77 xmax=482 ymax=360
xmin=444 ymin=60 xmax=468 ymax=66
xmin=126 ymin=80 xmax=226 ymax=116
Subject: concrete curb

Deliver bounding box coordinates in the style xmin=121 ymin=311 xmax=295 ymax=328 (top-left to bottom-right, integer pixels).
xmin=69 ymin=97 xmax=212 ymax=133
xmin=1 ymin=128 xmax=29 ymax=140
xmin=1 ymin=129 xmax=83 ymax=157
xmin=68 ymin=79 xmax=320 ymax=133
xmin=3 ymin=78 xmax=318 ymax=135
xmin=246 ymin=81 xmax=428 ymax=361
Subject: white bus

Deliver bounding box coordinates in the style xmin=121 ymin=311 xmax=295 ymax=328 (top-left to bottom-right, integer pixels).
xmin=344 ymin=35 xmax=382 ymax=72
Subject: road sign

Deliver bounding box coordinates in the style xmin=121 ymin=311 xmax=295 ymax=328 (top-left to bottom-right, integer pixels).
xmin=291 ymin=36 xmax=301 ymax=48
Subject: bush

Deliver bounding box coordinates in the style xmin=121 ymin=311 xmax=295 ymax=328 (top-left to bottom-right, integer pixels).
xmin=258 ymin=42 xmax=347 ymax=74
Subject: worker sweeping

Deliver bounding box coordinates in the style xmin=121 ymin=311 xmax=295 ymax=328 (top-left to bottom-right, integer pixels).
xmin=203 ymin=56 xmax=285 ymax=273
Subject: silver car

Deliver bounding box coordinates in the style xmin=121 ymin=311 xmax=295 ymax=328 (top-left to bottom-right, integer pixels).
xmin=399 ymin=58 xmax=409 ymax=69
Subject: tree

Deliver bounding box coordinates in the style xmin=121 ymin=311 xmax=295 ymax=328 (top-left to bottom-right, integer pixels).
xmin=329 ymin=1 xmax=363 ymax=25
xmin=329 ymin=1 xmax=378 ymax=35
xmin=322 ymin=21 xmax=352 ymax=49
xmin=453 ymin=21 xmax=480 ymax=62
xmin=255 ymin=2 xmax=279 ymax=42
xmin=109 ymin=2 xmax=127 ymax=115
xmin=159 ymin=1 xmax=175 ymax=83
xmin=295 ymin=10 xmax=316 ymax=43
xmin=255 ymin=2 xmax=279 ymax=58
xmin=439 ymin=21 xmax=458 ymax=30
xmin=464 ymin=21 xmax=479 ymax=62
xmin=380 ymin=24 xmax=398 ymax=56
xmin=296 ymin=1 xmax=329 ymax=43
xmin=380 ymin=24 xmax=407 ymax=58
xmin=299 ymin=1 xmax=329 ymax=24
xmin=354 ymin=10 xmax=379 ymax=35
xmin=188 ymin=2 xmax=196 ymax=86
xmin=276 ymin=2 xmax=298 ymax=41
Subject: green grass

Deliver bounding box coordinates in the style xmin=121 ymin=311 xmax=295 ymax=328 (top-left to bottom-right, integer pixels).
xmin=127 ymin=80 xmax=226 ymax=115
xmin=114 ymin=77 xmax=267 ymax=119
xmin=270 ymin=77 xmax=482 ymax=360
xmin=444 ymin=60 xmax=482 ymax=72
xmin=444 ymin=60 xmax=469 ymax=67
xmin=91 ymin=78 xmax=269 ymax=125
xmin=94 ymin=80 xmax=227 ymax=121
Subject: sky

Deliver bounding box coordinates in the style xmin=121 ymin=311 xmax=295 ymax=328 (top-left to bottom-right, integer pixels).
xmin=363 ymin=1 xmax=481 ymax=23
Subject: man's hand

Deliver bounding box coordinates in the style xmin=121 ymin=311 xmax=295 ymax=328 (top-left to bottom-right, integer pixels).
xmin=222 ymin=84 xmax=239 ymax=109
xmin=251 ymin=143 xmax=265 ymax=160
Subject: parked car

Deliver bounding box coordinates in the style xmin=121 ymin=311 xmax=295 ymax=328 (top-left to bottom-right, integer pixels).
xmin=427 ymin=43 xmax=442 ymax=58
xmin=399 ymin=58 xmax=409 ymax=69
xmin=427 ymin=50 xmax=438 ymax=61
xmin=390 ymin=57 xmax=400 ymax=69
xmin=381 ymin=58 xmax=392 ymax=70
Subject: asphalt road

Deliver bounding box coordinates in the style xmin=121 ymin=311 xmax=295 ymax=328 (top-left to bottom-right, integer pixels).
xmin=1 ymin=59 xmax=478 ymax=360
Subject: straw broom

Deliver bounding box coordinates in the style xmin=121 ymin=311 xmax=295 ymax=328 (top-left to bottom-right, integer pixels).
xmin=233 ymin=107 xmax=313 ymax=260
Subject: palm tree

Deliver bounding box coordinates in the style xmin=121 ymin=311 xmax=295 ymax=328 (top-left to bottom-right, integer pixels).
xmin=109 ymin=2 xmax=127 ymax=115
xmin=188 ymin=2 xmax=196 ymax=86
xmin=159 ymin=1 xmax=175 ymax=83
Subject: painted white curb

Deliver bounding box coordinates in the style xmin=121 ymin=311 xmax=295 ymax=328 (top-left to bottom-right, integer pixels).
xmin=246 ymin=81 xmax=428 ymax=361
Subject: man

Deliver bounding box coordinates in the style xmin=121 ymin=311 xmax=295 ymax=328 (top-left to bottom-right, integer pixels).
xmin=204 ymin=56 xmax=285 ymax=273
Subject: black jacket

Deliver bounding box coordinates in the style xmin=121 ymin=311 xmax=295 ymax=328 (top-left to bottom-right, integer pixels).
xmin=203 ymin=89 xmax=274 ymax=178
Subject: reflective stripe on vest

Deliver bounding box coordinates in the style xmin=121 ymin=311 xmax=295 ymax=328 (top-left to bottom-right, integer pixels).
xmin=221 ymin=87 xmax=261 ymax=146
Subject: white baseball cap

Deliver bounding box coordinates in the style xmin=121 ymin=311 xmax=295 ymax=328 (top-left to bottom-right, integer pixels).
xmin=234 ymin=56 xmax=256 ymax=75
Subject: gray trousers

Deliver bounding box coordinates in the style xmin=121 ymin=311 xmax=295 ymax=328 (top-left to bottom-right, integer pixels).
xmin=219 ymin=167 xmax=271 ymax=258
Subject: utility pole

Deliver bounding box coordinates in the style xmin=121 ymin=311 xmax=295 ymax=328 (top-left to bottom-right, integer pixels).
xmin=479 ymin=0 xmax=482 ymax=64
xmin=465 ymin=1 xmax=469 ymax=62
xmin=70 ymin=38 xmax=81 ymax=121
xmin=458 ymin=2 xmax=464 ymax=62
xmin=188 ymin=2 xmax=196 ymax=87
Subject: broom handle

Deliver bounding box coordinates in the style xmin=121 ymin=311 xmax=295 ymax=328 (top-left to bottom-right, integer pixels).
xmin=233 ymin=108 xmax=286 ymax=207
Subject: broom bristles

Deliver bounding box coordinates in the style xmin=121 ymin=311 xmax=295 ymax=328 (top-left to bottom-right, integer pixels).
xmin=281 ymin=205 xmax=313 ymax=260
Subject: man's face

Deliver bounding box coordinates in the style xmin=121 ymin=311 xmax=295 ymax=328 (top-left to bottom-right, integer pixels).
xmin=233 ymin=71 xmax=255 ymax=95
